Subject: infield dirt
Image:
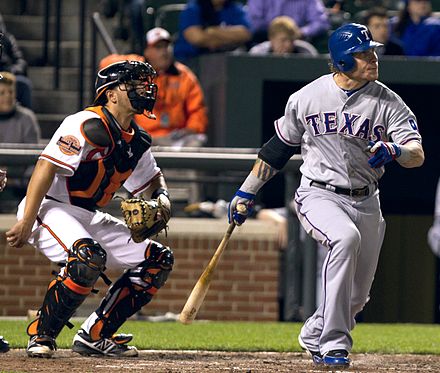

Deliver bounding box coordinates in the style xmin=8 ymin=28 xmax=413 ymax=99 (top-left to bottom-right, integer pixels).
xmin=1 ymin=349 xmax=439 ymax=372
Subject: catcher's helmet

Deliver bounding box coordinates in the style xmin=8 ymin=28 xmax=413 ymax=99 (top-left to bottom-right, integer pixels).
xmin=328 ymin=23 xmax=383 ymax=72
xmin=94 ymin=60 xmax=158 ymax=113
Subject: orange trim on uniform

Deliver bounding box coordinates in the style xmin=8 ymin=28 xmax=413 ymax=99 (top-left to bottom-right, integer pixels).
xmin=36 ymin=217 xmax=69 ymax=253
xmin=40 ymin=154 xmax=76 ymax=171
xmin=63 ymin=277 xmax=92 ymax=295
xmin=69 ymin=161 xmax=106 ymax=198
xmin=27 ymin=318 xmax=39 ymax=336
xmin=80 ymin=123 xmax=107 ymax=149
xmin=90 ymin=319 xmax=105 ymax=341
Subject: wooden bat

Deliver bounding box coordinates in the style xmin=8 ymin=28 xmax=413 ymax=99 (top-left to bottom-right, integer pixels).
xmin=179 ymin=221 xmax=237 ymax=324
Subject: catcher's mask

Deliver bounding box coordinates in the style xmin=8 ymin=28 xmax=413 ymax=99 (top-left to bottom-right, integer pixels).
xmin=94 ymin=60 xmax=158 ymax=115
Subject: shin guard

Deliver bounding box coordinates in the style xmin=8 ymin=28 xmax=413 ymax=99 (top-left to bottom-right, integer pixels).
xmin=89 ymin=243 xmax=174 ymax=340
xmin=27 ymin=238 xmax=106 ymax=338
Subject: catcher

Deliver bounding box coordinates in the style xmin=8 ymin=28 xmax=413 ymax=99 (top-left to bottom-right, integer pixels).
xmin=6 ymin=60 xmax=174 ymax=358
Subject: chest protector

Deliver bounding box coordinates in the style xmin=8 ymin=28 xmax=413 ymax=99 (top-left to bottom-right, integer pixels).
xmin=67 ymin=106 xmax=152 ymax=211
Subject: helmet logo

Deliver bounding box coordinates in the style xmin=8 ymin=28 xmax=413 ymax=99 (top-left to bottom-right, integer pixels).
xmin=361 ymin=29 xmax=370 ymax=40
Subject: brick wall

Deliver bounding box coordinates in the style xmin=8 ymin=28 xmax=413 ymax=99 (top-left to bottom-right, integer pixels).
xmin=0 ymin=217 xmax=280 ymax=321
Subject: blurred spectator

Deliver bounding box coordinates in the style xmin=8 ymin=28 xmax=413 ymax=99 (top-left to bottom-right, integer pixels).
xmin=0 ymin=72 xmax=40 ymax=143
xmin=249 ymin=16 xmax=319 ymax=56
xmin=0 ymin=19 xmax=33 ymax=108
xmin=0 ymin=71 xmax=40 ymax=211
xmin=246 ymin=0 xmax=330 ymax=44
xmin=391 ymin=0 xmax=440 ymax=56
xmin=99 ymin=27 xmax=208 ymax=147
xmin=363 ymin=7 xmax=404 ymax=55
xmin=174 ymin=0 xmax=252 ymax=62
xmin=428 ymin=177 xmax=440 ymax=257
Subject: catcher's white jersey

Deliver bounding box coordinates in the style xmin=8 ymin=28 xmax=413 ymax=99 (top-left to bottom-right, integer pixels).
xmin=17 ymin=110 xmax=163 ymax=269
xmin=276 ymin=74 xmax=422 ymax=188
xmin=40 ymin=110 xmax=160 ymax=203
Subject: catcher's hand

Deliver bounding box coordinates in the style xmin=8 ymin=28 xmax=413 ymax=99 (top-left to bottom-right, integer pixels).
xmin=121 ymin=195 xmax=171 ymax=243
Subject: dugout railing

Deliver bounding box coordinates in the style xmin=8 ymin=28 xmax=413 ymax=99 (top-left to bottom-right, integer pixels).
xmin=0 ymin=143 xmax=318 ymax=320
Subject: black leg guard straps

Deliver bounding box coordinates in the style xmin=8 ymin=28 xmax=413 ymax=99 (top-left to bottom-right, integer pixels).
xmin=27 ymin=238 xmax=107 ymax=339
xmin=89 ymin=243 xmax=174 ymax=340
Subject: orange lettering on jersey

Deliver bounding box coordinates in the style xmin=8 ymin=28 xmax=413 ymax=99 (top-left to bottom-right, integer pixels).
xmin=57 ymin=135 xmax=81 ymax=156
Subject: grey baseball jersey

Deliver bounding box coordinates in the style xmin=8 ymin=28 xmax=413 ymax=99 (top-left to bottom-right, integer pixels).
xmin=275 ymin=74 xmax=422 ymax=355
xmin=276 ymin=73 xmax=421 ymax=187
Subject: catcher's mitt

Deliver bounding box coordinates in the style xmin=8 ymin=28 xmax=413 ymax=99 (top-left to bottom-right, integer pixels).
xmin=121 ymin=195 xmax=171 ymax=243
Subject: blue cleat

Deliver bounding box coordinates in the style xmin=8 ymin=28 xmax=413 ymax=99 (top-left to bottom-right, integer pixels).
xmin=323 ymin=349 xmax=351 ymax=368
xmin=297 ymin=335 xmax=323 ymax=365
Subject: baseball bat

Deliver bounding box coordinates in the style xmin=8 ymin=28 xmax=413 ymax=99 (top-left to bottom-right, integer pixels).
xmin=179 ymin=221 xmax=237 ymax=324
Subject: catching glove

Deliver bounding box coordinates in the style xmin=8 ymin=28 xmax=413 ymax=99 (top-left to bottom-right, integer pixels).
xmin=228 ymin=190 xmax=255 ymax=226
xmin=121 ymin=194 xmax=171 ymax=243
xmin=368 ymin=141 xmax=401 ymax=168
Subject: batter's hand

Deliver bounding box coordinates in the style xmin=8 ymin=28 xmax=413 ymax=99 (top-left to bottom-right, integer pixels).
xmin=6 ymin=220 xmax=33 ymax=248
xmin=0 ymin=169 xmax=7 ymax=192
xmin=368 ymin=141 xmax=401 ymax=168
xmin=228 ymin=190 xmax=255 ymax=226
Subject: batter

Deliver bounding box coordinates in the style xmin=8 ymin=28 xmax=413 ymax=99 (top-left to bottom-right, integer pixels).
xmin=228 ymin=23 xmax=424 ymax=368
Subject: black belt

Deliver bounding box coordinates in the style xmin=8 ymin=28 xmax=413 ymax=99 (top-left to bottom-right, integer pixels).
xmin=310 ymin=180 xmax=373 ymax=197
xmin=45 ymin=195 xmax=63 ymax=203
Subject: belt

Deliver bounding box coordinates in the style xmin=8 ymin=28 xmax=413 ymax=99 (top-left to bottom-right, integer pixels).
xmin=310 ymin=180 xmax=374 ymax=197
xmin=45 ymin=195 xmax=63 ymax=203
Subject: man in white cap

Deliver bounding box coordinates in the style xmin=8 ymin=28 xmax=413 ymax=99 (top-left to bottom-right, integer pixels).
xmin=99 ymin=27 xmax=208 ymax=147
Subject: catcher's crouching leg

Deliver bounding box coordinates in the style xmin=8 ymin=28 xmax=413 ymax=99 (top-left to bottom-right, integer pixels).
xmin=27 ymin=238 xmax=106 ymax=357
xmin=78 ymin=242 xmax=173 ymax=350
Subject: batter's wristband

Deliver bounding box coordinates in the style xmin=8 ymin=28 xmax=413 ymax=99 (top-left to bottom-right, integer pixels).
xmin=152 ymin=188 xmax=170 ymax=200
xmin=236 ymin=190 xmax=256 ymax=199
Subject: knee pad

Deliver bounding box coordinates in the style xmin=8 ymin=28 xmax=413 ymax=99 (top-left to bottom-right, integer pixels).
xmin=139 ymin=243 xmax=174 ymax=291
xmin=27 ymin=239 xmax=107 ymax=339
xmin=66 ymin=238 xmax=107 ymax=288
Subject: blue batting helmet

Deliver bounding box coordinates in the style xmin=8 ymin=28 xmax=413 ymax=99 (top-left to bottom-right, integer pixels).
xmin=328 ymin=23 xmax=383 ymax=72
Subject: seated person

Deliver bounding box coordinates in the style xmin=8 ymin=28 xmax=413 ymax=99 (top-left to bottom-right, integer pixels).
xmin=247 ymin=0 xmax=330 ymax=44
xmin=99 ymin=27 xmax=208 ymax=147
xmin=249 ymin=16 xmax=318 ymax=56
xmin=0 ymin=71 xmax=40 ymax=143
xmin=173 ymin=0 xmax=252 ymax=62
xmin=391 ymin=0 xmax=440 ymax=56
xmin=363 ymin=7 xmax=404 ymax=56
xmin=0 ymin=71 xmax=41 ymax=211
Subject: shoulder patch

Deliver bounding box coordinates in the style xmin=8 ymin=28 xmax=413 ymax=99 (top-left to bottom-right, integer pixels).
xmin=82 ymin=118 xmax=112 ymax=147
xmin=57 ymin=135 xmax=82 ymax=156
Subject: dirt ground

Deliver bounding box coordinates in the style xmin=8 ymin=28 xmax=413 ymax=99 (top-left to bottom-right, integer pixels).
xmin=1 ymin=350 xmax=440 ymax=373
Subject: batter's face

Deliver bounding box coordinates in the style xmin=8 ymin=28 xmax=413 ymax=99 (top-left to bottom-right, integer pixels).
xmin=350 ymin=49 xmax=379 ymax=82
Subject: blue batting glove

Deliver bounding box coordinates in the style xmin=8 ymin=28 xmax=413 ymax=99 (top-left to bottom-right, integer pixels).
xmin=228 ymin=190 xmax=255 ymax=226
xmin=368 ymin=141 xmax=401 ymax=168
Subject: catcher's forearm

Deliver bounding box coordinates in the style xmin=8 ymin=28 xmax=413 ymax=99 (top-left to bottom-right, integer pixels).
xmin=140 ymin=172 xmax=168 ymax=200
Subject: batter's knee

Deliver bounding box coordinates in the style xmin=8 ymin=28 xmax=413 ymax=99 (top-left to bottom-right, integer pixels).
xmin=331 ymin=226 xmax=361 ymax=258
xmin=66 ymin=238 xmax=107 ymax=288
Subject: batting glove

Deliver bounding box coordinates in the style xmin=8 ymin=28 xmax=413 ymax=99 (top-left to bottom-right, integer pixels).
xmin=368 ymin=141 xmax=401 ymax=168
xmin=228 ymin=190 xmax=255 ymax=226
